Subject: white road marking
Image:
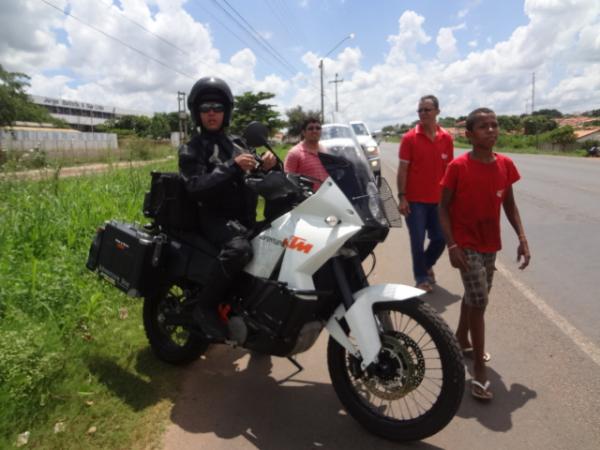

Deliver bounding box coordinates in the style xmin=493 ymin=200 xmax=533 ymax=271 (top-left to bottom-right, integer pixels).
xmin=496 ymin=262 xmax=600 ymax=368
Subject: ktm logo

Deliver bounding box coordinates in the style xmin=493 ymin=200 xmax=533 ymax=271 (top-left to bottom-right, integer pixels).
xmin=282 ymin=235 xmax=313 ymax=254
xmin=115 ymin=239 xmax=129 ymax=251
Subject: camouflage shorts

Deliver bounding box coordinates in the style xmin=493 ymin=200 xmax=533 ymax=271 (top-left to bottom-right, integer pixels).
xmin=460 ymin=249 xmax=497 ymax=308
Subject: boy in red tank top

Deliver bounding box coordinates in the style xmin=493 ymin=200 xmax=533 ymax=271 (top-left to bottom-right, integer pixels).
xmin=439 ymin=108 xmax=531 ymax=401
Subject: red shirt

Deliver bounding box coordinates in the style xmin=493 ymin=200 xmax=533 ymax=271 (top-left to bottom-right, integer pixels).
xmin=284 ymin=141 xmax=329 ymax=190
xmin=399 ymin=124 xmax=454 ymax=203
xmin=440 ymin=152 xmax=521 ymax=253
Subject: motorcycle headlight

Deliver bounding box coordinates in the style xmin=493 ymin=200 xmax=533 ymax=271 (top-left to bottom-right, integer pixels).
xmin=367 ymin=182 xmax=388 ymax=226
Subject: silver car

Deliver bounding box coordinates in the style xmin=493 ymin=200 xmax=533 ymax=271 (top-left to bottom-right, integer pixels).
xmin=349 ymin=121 xmax=381 ymax=178
xmin=320 ymin=123 xmax=381 ymax=183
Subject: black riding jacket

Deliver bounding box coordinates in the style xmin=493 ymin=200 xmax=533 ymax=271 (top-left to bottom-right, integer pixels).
xmin=178 ymin=130 xmax=258 ymax=229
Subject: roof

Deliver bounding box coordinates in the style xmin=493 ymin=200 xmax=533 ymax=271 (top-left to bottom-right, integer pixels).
xmin=574 ymin=128 xmax=600 ymax=139
xmin=555 ymin=117 xmax=597 ymax=127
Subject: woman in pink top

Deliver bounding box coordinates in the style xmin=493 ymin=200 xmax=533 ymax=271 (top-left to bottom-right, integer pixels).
xmin=284 ymin=117 xmax=329 ymax=190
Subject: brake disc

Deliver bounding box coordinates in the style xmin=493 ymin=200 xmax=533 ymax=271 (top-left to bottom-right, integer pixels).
xmin=362 ymin=332 xmax=426 ymax=400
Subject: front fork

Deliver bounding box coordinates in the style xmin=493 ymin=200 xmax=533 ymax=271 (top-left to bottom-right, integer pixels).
xmin=325 ymin=255 xmax=425 ymax=368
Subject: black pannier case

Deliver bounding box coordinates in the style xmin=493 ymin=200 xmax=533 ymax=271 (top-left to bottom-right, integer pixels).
xmin=143 ymin=172 xmax=199 ymax=230
xmin=86 ymin=221 xmax=158 ymax=297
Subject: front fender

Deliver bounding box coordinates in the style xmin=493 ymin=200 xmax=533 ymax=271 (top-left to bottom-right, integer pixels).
xmin=325 ymin=284 xmax=424 ymax=367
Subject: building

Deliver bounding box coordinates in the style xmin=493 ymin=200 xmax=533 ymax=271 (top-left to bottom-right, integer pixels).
xmin=29 ymin=95 xmax=149 ymax=132
xmin=575 ymin=128 xmax=600 ymax=144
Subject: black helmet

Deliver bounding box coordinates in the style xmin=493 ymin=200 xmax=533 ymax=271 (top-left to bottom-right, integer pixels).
xmin=187 ymin=76 xmax=234 ymax=127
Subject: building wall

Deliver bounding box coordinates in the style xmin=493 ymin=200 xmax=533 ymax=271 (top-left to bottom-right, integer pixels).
xmin=576 ymin=131 xmax=600 ymax=143
xmin=1 ymin=127 xmax=118 ymax=161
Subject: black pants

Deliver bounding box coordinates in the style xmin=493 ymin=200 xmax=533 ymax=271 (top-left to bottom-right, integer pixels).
xmin=197 ymin=211 xmax=253 ymax=283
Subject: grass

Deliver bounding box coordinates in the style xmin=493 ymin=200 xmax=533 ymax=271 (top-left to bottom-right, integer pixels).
xmin=0 ymin=142 xmax=291 ymax=449
xmin=0 ymin=158 xmax=183 ymax=449
xmin=384 ymin=134 xmax=588 ymax=156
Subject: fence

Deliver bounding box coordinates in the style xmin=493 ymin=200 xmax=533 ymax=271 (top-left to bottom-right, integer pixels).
xmin=0 ymin=128 xmax=119 ymax=162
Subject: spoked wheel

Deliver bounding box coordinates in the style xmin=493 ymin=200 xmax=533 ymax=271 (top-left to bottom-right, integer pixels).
xmin=143 ymin=284 xmax=208 ymax=365
xmin=327 ymin=298 xmax=465 ymax=442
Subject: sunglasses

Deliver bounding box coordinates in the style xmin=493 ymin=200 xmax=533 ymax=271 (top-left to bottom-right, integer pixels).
xmin=417 ymin=108 xmax=435 ymax=113
xmin=306 ymin=125 xmax=322 ymax=131
xmin=199 ymin=102 xmax=225 ymax=113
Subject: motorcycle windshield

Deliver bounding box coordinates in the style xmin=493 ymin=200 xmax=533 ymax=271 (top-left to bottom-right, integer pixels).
xmin=318 ymin=148 xmax=387 ymax=228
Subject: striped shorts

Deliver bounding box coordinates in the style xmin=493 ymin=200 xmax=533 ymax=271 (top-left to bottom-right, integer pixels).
xmin=460 ymin=249 xmax=497 ymax=308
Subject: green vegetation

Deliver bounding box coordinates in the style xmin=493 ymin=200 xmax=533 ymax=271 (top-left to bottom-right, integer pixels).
xmin=0 ymin=140 xmax=289 ymax=448
xmin=284 ymin=105 xmax=321 ymax=139
xmin=0 ymin=64 xmax=67 ymax=127
xmin=229 ymin=91 xmax=286 ymax=136
xmin=0 ymin=159 xmax=183 ymax=449
xmin=97 ymin=113 xmax=182 ymax=140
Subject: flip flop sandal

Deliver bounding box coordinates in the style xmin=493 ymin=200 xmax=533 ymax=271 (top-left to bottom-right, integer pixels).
xmin=462 ymin=347 xmax=491 ymax=362
xmin=471 ymin=380 xmax=493 ymax=400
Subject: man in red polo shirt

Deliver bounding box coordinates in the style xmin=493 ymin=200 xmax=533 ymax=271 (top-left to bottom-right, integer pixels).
xmin=396 ymin=95 xmax=454 ymax=292
xmin=284 ymin=117 xmax=329 ymax=190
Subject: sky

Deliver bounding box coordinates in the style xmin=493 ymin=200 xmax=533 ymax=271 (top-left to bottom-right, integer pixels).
xmin=1 ymin=0 xmax=599 ymax=130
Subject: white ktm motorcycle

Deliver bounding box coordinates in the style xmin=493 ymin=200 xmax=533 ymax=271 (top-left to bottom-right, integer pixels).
xmin=86 ymin=123 xmax=465 ymax=442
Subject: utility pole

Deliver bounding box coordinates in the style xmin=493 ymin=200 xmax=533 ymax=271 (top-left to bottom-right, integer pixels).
xmin=319 ymin=60 xmax=324 ymax=123
xmin=531 ymin=72 xmax=535 ymax=114
xmin=177 ymin=91 xmax=188 ymax=144
xmin=329 ymin=73 xmax=344 ymax=115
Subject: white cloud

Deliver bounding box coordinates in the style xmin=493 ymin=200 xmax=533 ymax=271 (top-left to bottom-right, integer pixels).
xmin=386 ymin=10 xmax=431 ymax=65
xmin=1 ymin=0 xmax=599 ymax=129
xmin=436 ymin=24 xmax=465 ymax=61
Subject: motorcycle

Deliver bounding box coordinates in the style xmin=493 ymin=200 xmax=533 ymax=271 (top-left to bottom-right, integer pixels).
xmin=85 ymin=123 xmax=465 ymax=442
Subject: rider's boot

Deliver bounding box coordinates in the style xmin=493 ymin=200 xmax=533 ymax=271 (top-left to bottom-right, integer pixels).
xmin=193 ymin=264 xmax=231 ymax=340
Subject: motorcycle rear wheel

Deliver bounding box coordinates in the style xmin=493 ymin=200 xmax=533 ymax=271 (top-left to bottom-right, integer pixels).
xmin=327 ymin=298 xmax=464 ymax=442
xmin=143 ymin=284 xmax=208 ymax=365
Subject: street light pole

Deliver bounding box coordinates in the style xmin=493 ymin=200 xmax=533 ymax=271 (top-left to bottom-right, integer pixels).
xmin=319 ymin=33 xmax=354 ymax=124
xmin=320 ymin=59 xmax=324 ymax=123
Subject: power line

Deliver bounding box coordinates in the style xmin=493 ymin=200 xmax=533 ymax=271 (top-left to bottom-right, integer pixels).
xmin=221 ymin=0 xmax=300 ymax=74
xmin=264 ymin=0 xmax=309 ymax=47
xmin=97 ymin=0 xmax=190 ymax=56
xmin=209 ymin=0 xmax=299 ymax=76
xmin=277 ymin=0 xmax=312 ymax=46
xmin=40 ymin=0 xmax=195 ymax=79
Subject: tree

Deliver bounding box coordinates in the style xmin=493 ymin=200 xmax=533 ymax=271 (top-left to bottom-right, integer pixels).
xmin=532 ymin=108 xmax=563 ymax=118
xmin=438 ymin=117 xmax=456 ymax=127
xmin=497 ymin=115 xmax=522 ymax=132
xmin=285 ymin=105 xmax=321 ymax=138
xmin=0 ymin=64 xmax=63 ymax=126
xmin=229 ymin=91 xmax=285 ymax=136
xmin=547 ymin=125 xmax=576 ymax=151
xmin=583 ymin=109 xmax=600 ymax=117
xmin=148 ymin=113 xmax=171 ymax=139
xmin=522 ymin=115 xmax=557 ymax=135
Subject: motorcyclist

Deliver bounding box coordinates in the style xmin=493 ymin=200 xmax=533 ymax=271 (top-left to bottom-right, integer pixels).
xmin=178 ymin=76 xmax=278 ymax=339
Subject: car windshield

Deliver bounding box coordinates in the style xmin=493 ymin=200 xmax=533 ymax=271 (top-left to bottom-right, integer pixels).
xmin=321 ymin=125 xmax=354 ymax=140
xmin=351 ymin=123 xmax=369 ymax=136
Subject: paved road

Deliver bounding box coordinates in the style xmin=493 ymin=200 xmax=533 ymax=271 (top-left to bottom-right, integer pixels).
xmin=162 ymin=148 xmax=600 ymax=449
xmin=379 ymin=142 xmax=600 ymax=348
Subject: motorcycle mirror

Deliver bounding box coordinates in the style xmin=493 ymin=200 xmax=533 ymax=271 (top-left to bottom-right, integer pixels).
xmin=243 ymin=121 xmax=271 ymax=150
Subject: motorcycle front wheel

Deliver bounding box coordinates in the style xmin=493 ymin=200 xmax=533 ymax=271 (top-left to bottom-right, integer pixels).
xmin=143 ymin=284 xmax=208 ymax=365
xmin=327 ymin=298 xmax=465 ymax=442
